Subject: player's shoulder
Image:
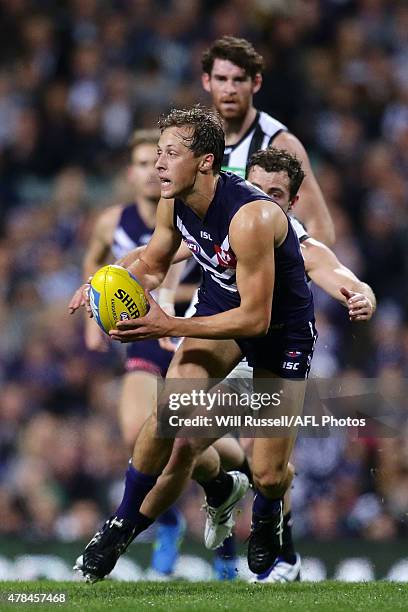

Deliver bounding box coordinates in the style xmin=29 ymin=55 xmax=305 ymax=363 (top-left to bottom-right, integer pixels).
xmin=230 ymin=200 xmax=286 ymax=255
xmin=231 ymin=194 xmax=286 ymax=233
xmin=258 ymin=111 xmax=287 ymax=137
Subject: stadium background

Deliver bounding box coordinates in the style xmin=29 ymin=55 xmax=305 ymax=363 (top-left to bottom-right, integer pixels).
xmin=0 ymin=0 xmax=407 ymax=581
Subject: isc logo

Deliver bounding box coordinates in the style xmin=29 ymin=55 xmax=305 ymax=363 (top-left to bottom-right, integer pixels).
xmin=200 ymin=231 xmax=212 ymax=240
xmin=282 ymin=361 xmax=299 ymax=370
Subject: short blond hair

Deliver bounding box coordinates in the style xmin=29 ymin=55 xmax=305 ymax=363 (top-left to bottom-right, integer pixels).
xmin=128 ymin=129 xmax=160 ymax=151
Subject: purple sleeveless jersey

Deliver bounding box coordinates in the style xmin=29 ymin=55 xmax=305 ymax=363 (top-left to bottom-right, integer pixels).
xmin=173 ymin=172 xmax=316 ymax=373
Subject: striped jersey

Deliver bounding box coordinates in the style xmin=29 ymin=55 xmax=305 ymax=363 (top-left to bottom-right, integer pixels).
xmin=184 ymin=215 xmax=310 ymax=318
xmin=222 ymin=111 xmax=287 ymax=178
xmin=174 ymin=172 xmax=314 ymax=327
xmin=111 ymin=203 xmax=152 ymax=260
xmin=290 ymin=216 xmax=308 ymax=243
xmin=183 ymin=110 xmax=287 ymax=288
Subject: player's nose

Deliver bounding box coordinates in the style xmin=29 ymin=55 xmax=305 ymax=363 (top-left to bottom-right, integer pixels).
xmin=225 ymin=79 xmax=237 ymax=94
xmin=155 ymin=154 xmax=166 ymax=170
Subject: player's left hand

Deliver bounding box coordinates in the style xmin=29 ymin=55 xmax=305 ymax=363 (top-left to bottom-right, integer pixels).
xmin=109 ymin=290 xmax=173 ymax=343
xmin=340 ymin=287 xmax=374 ymax=321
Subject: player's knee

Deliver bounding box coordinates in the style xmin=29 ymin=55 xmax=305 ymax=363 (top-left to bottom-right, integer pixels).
xmin=253 ymin=464 xmax=288 ymax=496
xmin=171 ymin=438 xmax=200 ymax=468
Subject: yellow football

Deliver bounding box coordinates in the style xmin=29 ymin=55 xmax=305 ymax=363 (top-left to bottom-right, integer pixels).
xmin=89 ymin=265 xmax=148 ymax=334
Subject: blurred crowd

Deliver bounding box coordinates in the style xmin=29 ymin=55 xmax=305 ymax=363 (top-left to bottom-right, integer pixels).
xmin=0 ymin=0 xmax=408 ymax=546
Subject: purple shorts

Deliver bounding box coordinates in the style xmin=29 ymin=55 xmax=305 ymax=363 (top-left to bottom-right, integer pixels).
xmin=193 ymin=297 xmax=317 ymax=378
xmin=125 ymin=340 xmax=173 ymax=378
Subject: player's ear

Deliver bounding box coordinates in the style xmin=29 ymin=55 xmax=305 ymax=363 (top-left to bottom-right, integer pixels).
xmin=252 ymin=73 xmax=262 ymax=94
xmin=289 ymin=195 xmax=299 ymax=210
xmin=199 ymin=154 xmax=214 ymax=172
xmin=202 ymin=72 xmax=211 ymax=93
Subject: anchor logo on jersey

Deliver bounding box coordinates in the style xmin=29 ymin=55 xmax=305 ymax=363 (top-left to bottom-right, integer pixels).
xmin=214 ymin=245 xmax=237 ymax=268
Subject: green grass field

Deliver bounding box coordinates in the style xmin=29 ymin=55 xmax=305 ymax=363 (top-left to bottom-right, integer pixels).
xmin=0 ymin=581 xmax=407 ymax=611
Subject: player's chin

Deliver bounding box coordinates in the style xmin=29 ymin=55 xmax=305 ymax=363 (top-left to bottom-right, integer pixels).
xmin=219 ymin=105 xmax=244 ymax=119
xmin=160 ymin=185 xmax=175 ymax=199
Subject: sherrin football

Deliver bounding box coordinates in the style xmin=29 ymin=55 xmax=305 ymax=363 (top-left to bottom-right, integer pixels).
xmin=89 ymin=265 xmax=148 ymax=334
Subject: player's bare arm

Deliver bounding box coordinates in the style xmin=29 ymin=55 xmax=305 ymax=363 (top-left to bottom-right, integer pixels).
xmin=80 ymin=206 xmax=122 ymax=346
xmin=99 ymin=240 xmax=186 ymax=352
xmin=115 ymin=242 xmax=189 ymax=313
xmin=156 ymin=259 xmax=187 ymax=352
xmin=302 ymin=238 xmax=376 ymax=320
xmin=83 ymin=206 xmax=121 ymax=278
xmin=110 ymin=201 xmax=285 ymax=342
xmin=171 ymin=241 xmax=193 ymax=264
xmin=125 ymin=197 xmax=181 ymax=291
xmin=273 ymin=131 xmax=335 ymax=246
xmin=115 ymin=245 xmax=145 ymax=269
xmin=117 ymin=240 xmax=192 ymax=271
xmin=68 ymin=206 xmax=121 ymax=314
xmin=68 ymin=199 xmax=180 ymax=315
